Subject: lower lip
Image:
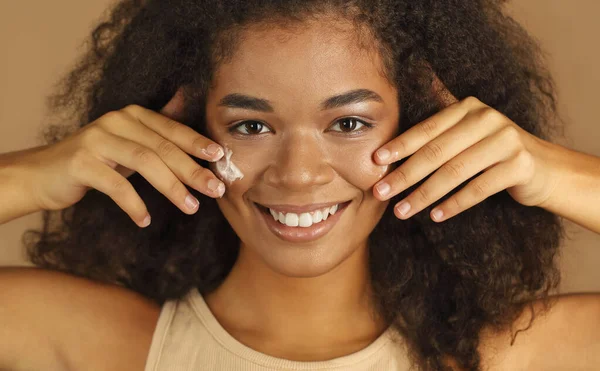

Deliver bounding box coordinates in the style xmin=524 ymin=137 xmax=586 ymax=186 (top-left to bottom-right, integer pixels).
xmin=253 ymin=202 xmax=350 ymax=243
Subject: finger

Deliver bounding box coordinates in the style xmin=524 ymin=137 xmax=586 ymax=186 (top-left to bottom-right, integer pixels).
xmin=374 ymin=71 xmax=480 ymax=166
xmin=122 ymin=103 xmax=224 ymax=162
xmin=389 ymin=126 xmax=521 ymax=219
xmin=373 ymin=97 xmax=478 ymax=166
xmin=431 ymin=73 xmax=459 ymax=107
xmin=95 ymin=130 xmax=203 ymax=215
xmin=97 ymin=114 xmax=226 ymax=198
xmin=373 ymin=107 xmax=506 ymax=201
xmin=76 ymin=156 xmax=151 ymax=228
xmin=428 ymin=151 xmax=533 ymax=222
xmin=158 ymin=88 xmax=223 ymax=161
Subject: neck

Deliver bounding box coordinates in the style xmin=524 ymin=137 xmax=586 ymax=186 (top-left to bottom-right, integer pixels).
xmin=204 ymin=241 xmax=389 ymax=361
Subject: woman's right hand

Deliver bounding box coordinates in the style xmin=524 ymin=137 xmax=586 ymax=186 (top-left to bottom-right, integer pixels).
xmin=17 ymin=92 xmax=226 ymax=228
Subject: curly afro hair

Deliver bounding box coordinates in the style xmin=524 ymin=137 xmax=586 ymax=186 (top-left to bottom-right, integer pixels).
xmin=23 ymin=0 xmax=566 ymax=370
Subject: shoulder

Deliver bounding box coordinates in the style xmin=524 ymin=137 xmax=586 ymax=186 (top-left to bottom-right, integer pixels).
xmin=0 ymin=267 xmax=161 ymax=371
xmin=477 ymin=293 xmax=600 ymax=371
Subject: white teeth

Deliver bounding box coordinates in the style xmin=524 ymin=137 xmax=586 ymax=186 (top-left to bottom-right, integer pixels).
xmin=299 ymin=213 xmax=312 ymax=227
xmin=285 ymin=213 xmax=299 ymax=227
xmin=330 ymin=204 xmax=338 ymax=215
xmin=267 ymin=203 xmax=341 ymax=228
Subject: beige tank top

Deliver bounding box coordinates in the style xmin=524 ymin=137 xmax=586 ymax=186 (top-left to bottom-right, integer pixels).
xmin=144 ymin=288 xmax=412 ymax=370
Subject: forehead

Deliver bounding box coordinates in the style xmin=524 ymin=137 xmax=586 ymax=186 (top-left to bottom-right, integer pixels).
xmin=209 ymin=18 xmax=396 ymax=103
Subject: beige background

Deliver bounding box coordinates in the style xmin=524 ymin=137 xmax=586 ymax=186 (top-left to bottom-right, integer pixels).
xmin=0 ymin=1 xmax=598 ymax=293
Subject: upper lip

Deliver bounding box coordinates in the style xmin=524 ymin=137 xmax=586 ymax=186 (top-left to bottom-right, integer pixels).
xmin=256 ymin=201 xmax=349 ymax=214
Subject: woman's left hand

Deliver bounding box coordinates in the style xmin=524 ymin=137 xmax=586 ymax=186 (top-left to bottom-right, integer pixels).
xmin=372 ymin=77 xmax=561 ymax=222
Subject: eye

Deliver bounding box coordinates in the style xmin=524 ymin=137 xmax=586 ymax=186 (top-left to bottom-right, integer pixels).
xmin=230 ymin=121 xmax=272 ymax=135
xmin=329 ymin=117 xmax=373 ymax=134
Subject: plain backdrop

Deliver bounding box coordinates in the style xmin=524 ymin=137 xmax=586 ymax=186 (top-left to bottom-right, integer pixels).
xmin=0 ymin=1 xmax=598 ymax=294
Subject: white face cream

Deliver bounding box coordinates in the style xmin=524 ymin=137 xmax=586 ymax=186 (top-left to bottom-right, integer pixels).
xmin=214 ymin=145 xmax=244 ymax=184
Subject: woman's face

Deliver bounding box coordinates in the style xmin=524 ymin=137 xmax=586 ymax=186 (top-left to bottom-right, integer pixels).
xmin=205 ymin=18 xmax=400 ymax=277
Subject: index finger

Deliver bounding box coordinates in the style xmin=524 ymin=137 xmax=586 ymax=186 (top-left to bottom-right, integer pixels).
xmin=124 ymin=91 xmax=224 ymax=162
xmin=373 ymin=74 xmax=465 ymax=165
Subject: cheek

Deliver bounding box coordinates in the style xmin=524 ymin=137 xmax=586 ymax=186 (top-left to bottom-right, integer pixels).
xmin=329 ymin=143 xmax=391 ymax=191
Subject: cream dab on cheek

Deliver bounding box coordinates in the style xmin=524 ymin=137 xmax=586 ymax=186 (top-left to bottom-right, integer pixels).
xmin=215 ymin=145 xmax=244 ymax=184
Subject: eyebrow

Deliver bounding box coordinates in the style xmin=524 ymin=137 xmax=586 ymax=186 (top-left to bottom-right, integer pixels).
xmin=217 ymin=89 xmax=384 ymax=112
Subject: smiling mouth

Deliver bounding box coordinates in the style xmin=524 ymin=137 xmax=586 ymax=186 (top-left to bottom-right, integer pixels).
xmin=252 ymin=200 xmax=352 ymax=243
xmin=254 ymin=201 xmax=351 ymax=228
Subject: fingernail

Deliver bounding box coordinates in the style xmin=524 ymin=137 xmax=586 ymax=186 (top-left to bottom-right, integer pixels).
xmin=206 ymin=144 xmax=224 ymax=159
xmin=376 ymin=182 xmax=390 ymax=197
xmin=376 ymin=148 xmax=391 ymax=162
xmin=396 ymin=201 xmax=411 ymax=216
xmin=432 ymin=208 xmax=444 ymax=221
xmin=141 ymin=215 xmax=151 ymax=227
xmin=208 ymin=179 xmax=225 ymax=196
xmin=185 ymin=194 xmax=199 ymax=210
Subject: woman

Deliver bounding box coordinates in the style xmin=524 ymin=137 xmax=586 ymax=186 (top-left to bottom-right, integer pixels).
xmin=1 ymin=0 xmax=599 ymax=370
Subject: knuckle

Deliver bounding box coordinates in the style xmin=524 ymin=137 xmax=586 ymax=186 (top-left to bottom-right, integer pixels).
xmin=189 ymin=166 xmax=209 ymax=183
xmin=471 ymin=178 xmax=491 ymax=198
xmin=130 ymin=145 xmax=156 ymax=165
xmin=162 ymin=117 xmax=180 ymax=132
xmin=479 ymin=107 xmax=502 ymax=124
xmin=515 ymin=149 xmax=535 ymax=172
xmin=392 ymin=167 xmax=409 ymax=185
xmin=499 ymin=125 xmax=522 ymax=146
xmin=462 ymin=96 xmax=482 ymax=107
xmin=419 ymin=119 xmax=438 ymax=140
xmin=416 ymin=186 xmax=431 ymax=203
xmin=155 ymin=139 xmax=179 ymax=158
xmin=168 ymin=177 xmax=184 ymax=196
xmin=122 ymin=104 xmax=141 ymax=115
xmin=443 ymin=160 xmax=465 ymax=179
xmin=422 ymin=142 xmax=443 ymax=162
xmin=99 ymin=111 xmax=126 ymax=129
xmin=110 ymin=176 xmax=131 ymax=194
xmin=80 ymin=125 xmax=104 ymax=146
xmin=101 ymin=110 xmax=123 ymax=121
xmin=449 ymin=196 xmax=462 ymax=211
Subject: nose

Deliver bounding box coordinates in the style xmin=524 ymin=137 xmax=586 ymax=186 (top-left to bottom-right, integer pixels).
xmin=263 ymin=132 xmax=335 ymax=191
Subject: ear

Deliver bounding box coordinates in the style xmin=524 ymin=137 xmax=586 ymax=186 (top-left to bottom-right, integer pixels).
xmin=431 ymin=72 xmax=459 ymax=107
xmin=159 ymin=87 xmax=186 ymax=121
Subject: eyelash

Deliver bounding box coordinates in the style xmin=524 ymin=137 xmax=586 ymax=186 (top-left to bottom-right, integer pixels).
xmin=228 ymin=117 xmax=374 ymax=137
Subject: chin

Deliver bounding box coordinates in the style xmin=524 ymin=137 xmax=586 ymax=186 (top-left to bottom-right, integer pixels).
xmin=248 ymin=237 xmax=366 ymax=278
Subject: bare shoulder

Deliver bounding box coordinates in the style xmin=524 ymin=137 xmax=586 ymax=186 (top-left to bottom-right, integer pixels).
xmin=0 ymin=267 xmax=161 ymax=371
xmin=476 ymin=293 xmax=600 ymax=371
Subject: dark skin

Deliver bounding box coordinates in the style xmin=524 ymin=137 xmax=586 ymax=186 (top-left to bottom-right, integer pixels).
xmin=203 ymin=18 xmax=396 ymax=360
xmin=1 ymin=15 xmax=600 ymax=371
